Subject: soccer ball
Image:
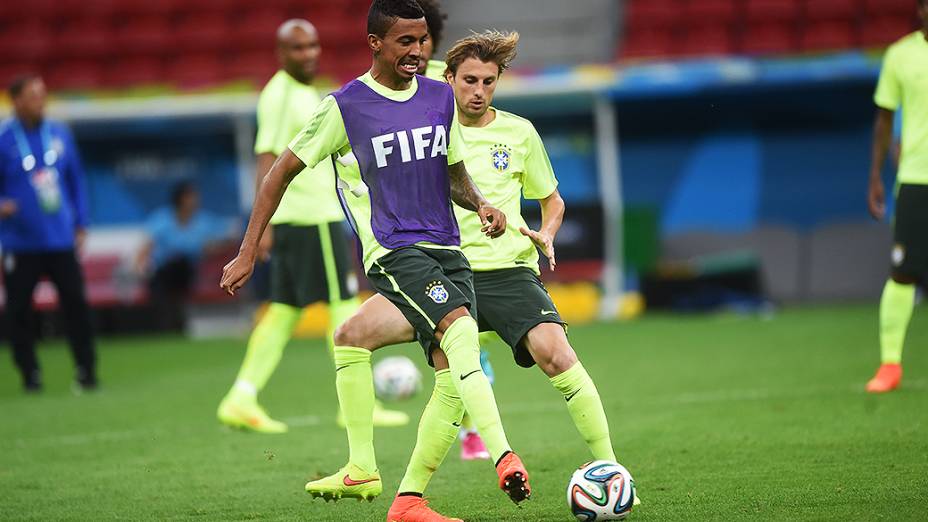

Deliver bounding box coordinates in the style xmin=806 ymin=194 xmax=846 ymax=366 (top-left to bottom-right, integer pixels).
xmin=567 ymin=460 xmax=635 ymax=521
xmin=373 ymin=356 xmax=422 ymax=401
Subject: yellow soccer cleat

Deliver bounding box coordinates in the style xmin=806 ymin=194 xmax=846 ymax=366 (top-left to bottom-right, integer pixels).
xmin=305 ymin=463 xmax=382 ymax=502
xmin=217 ymin=394 xmax=288 ymax=434
xmin=336 ymin=400 xmax=410 ymax=428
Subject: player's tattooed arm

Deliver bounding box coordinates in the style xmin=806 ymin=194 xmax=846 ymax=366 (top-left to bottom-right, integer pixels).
xmin=220 ymin=150 xmax=306 ymax=295
xmin=448 ymin=161 xmax=507 ymax=238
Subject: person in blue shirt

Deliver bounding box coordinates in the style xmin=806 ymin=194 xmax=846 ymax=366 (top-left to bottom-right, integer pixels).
xmin=0 ymin=74 xmax=97 ymax=393
xmin=135 ymin=181 xmax=234 ymax=331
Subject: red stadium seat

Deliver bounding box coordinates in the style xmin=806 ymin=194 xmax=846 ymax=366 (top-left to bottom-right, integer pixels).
xmin=804 ymin=0 xmax=861 ymax=23
xmin=0 ymin=64 xmax=36 ymax=90
xmin=167 ymin=54 xmax=225 ymax=89
xmin=860 ymin=16 xmax=918 ymax=47
xmin=800 ymin=20 xmax=856 ymax=51
xmin=105 ymin=58 xmax=166 ymax=88
xmin=226 ymin=51 xmax=278 ymax=86
xmin=0 ymin=22 xmax=52 ymax=62
xmin=321 ymin=49 xmax=372 ymax=82
xmin=232 ymin=9 xmax=287 ymax=52
xmin=57 ymin=19 xmax=114 ymax=60
xmin=45 ymin=61 xmax=104 ymax=91
xmin=679 ymin=24 xmax=736 ymax=56
xmin=740 ymin=22 xmax=798 ymax=54
xmin=863 ymin=0 xmax=919 ymax=17
xmin=683 ymin=0 xmax=741 ymax=25
xmin=114 ymin=16 xmax=173 ymax=57
xmin=626 ymin=0 xmax=684 ymax=31
xmin=172 ymin=12 xmax=232 ymax=53
xmin=113 ymin=0 xmax=183 ymax=18
xmin=744 ymin=0 xmax=802 ymax=24
xmin=621 ymin=28 xmax=676 ymax=59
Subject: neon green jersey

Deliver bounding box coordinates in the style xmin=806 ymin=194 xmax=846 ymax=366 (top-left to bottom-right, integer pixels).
xmin=288 ymin=72 xmax=465 ymax=271
xmin=453 ymin=108 xmax=557 ymax=274
xmin=424 ymin=59 xmax=446 ymax=81
xmin=874 ymin=31 xmax=928 ymax=185
xmin=255 ymin=70 xmax=344 ymax=225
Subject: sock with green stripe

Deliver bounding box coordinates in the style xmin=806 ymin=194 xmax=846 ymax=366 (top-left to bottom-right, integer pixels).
xmin=550 ymin=361 xmax=616 ymax=462
xmin=440 ymin=316 xmax=511 ymax=461
xmin=233 ymin=302 xmax=301 ymax=395
xmin=880 ymin=279 xmax=916 ymax=364
xmin=397 ymin=369 xmax=464 ymax=494
xmin=327 ymin=298 xmax=360 ymax=361
xmin=334 ymin=345 xmax=377 ymax=472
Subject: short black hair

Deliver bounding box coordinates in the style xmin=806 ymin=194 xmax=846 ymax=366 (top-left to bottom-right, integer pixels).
xmin=416 ymin=0 xmax=447 ymax=49
xmin=171 ymin=181 xmax=197 ymax=209
xmin=367 ymin=0 xmax=425 ymax=38
xmin=8 ymin=74 xmax=41 ymax=98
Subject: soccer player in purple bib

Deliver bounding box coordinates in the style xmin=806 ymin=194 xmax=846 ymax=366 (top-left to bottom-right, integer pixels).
xmin=220 ymin=1 xmax=531 ymax=520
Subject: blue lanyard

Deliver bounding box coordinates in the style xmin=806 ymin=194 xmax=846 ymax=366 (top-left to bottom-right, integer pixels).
xmin=10 ymin=118 xmax=57 ymax=172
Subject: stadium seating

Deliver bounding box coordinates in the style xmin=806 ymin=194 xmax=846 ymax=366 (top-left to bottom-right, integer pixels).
xmin=0 ymin=0 xmax=373 ymax=91
xmin=620 ymin=0 xmax=921 ymax=60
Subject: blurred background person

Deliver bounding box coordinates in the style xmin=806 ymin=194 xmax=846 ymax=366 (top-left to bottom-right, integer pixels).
xmin=135 ymin=181 xmax=234 ymax=331
xmin=216 ymin=19 xmax=407 ymax=433
xmin=0 ymin=75 xmax=96 ymax=393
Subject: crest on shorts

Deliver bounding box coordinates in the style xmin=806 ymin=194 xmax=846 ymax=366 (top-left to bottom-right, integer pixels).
xmin=490 ymin=144 xmax=512 ymax=172
xmin=892 ymin=244 xmax=905 ymax=266
xmin=426 ymin=280 xmax=449 ymax=304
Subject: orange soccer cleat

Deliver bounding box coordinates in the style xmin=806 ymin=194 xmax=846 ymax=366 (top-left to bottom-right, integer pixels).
xmin=866 ymin=363 xmax=902 ymax=393
xmin=386 ymin=495 xmax=462 ymax=522
xmin=495 ymin=451 xmax=531 ymax=504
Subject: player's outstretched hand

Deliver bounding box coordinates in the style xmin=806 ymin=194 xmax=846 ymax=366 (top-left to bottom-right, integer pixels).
xmin=519 ymin=227 xmax=556 ymax=271
xmin=478 ymin=205 xmax=507 ymax=238
xmin=868 ymin=176 xmax=886 ymax=221
xmin=220 ymin=253 xmax=256 ymax=296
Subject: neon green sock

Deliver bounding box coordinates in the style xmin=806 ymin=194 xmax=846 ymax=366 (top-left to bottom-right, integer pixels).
xmin=398 ymin=369 xmax=464 ymax=494
xmin=234 ymin=303 xmax=301 ymax=394
xmin=880 ymin=279 xmax=916 ymax=364
xmin=327 ymin=298 xmax=360 ymax=361
xmin=460 ymin=412 xmax=474 ymax=434
xmin=334 ymin=346 xmax=377 ymax=472
xmin=440 ymin=316 xmax=511 ymax=461
xmin=550 ymin=362 xmax=616 ymax=462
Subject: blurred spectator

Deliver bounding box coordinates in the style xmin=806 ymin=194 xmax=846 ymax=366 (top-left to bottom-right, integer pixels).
xmin=0 ymin=74 xmax=97 ymax=393
xmin=135 ymin=181 xmax=234 ymax=331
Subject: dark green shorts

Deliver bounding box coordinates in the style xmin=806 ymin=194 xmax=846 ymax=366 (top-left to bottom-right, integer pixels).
xmin=270 ymin=222 xmax=358 ymax=307
xmin=892 ymin=184 xmax=928 ymax=282
xmin=473 ymin=267 xmax=567 ymax=368
xmin=366 ymin=246 xmax=476 ymax=365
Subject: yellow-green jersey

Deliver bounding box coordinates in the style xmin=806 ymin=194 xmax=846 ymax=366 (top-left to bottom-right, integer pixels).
xmin=424 ymin=59 xmax=446 ymax=81
xmin=874 ymin=31 xmax=928 ymax=185
xmin=288 ymin=72 xmax=465 ymax=272
xmin=255 ymin=70 xmax=344 ymax=225
xmin=453 ymin=109 xmax=558 ymax=275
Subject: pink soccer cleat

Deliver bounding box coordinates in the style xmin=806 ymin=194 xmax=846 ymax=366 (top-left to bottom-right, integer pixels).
xmin=460 ymin=431 xmax=490 ymax=461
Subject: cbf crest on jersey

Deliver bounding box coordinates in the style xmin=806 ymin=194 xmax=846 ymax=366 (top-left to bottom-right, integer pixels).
xmin=426 ymin=280 xmax=449 ymax=304
xmin=490 ymin=143 xmax=512 ymax=173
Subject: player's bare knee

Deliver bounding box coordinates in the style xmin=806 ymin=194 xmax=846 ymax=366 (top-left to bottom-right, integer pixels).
xmin=334 ymin=319 xmax=370 ymax=349
xmin=537 ymin=346 xmax=578 ymax=377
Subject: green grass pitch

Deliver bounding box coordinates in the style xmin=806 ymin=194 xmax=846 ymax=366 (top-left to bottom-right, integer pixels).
xmin=1 ymin=305 xmax=926 ymax=521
